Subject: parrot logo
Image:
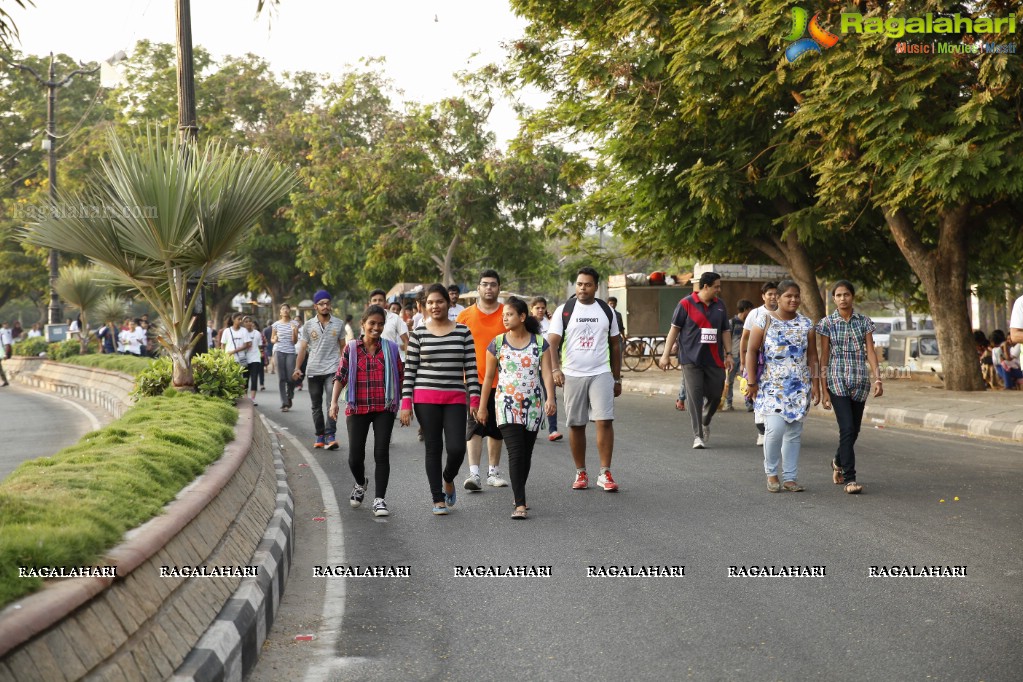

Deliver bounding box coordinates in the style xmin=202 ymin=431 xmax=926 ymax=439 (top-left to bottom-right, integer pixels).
xmin=785 ymin=7 xmax=840 ymax=62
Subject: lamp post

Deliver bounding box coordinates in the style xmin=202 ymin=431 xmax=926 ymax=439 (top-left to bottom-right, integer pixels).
xmin=2 ymin=53 xmax=99 ymax=330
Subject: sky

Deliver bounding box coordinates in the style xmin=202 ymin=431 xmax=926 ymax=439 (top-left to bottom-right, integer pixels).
xmin=9 ymin=0 xmax=538 ymax=141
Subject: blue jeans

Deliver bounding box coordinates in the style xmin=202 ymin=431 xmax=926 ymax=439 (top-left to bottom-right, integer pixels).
xmin=541 ymin=382 xmax=559 ymax=433
xmin=763 ymin=414 xmax=804 ymax=482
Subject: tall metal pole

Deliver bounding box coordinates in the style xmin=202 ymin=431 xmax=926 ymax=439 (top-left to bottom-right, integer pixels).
xmin=1 ymin=53 xmax=98 ymax=327
xmin=176 ymin=0 xmax=207 ymax=354
xmin=46 ymin=53 xmax=60 ymax=325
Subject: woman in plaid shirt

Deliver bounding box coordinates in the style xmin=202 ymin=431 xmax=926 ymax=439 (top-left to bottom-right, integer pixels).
xmin=330 ymin=305 xmax=404 ymax=517
xmin=816 ymin=281 xmax=884 ymax=494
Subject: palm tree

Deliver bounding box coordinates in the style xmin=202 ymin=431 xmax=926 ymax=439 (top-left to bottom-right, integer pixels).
xmin=54 ymin=264 xmax=107 ymax=354
xmin=23 ymin=127 xmax=295 ymax=390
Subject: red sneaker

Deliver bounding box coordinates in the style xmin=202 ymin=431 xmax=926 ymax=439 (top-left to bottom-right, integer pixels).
xmin=572 ymin=471 xmax=589 ymax=490
xmin=596 ymin=470 xmax=619 ymax=492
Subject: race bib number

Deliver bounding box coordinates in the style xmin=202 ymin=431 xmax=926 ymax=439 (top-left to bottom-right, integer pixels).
xmin=700 ymin=328 xmax=718 ymax=344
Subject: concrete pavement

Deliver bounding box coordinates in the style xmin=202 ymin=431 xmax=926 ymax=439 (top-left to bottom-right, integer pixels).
xmin=625 ymin=369 xmax=1023 ymax=443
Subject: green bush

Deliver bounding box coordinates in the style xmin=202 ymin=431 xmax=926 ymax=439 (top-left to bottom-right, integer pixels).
xmin=131 ymin=349 xmax=245 ymax=402
xmin=192 ymin=349 xmax=247 ymax=402
xmin=63 ymin=354 xmax=155 ymax=376
xmin=12 ymin=337 xmax=48 ymax=357
xmin=131 ymin=356 xmax=172 ymax=399
xmin=48 ymin=339 xmax=82 ymax=361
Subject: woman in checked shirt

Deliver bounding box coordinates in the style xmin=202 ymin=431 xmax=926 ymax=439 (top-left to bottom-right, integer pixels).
xmin=816 ymin=280 xmax=884 ymax=494
xmin=330 ymin=305 xmax=404 ymax=518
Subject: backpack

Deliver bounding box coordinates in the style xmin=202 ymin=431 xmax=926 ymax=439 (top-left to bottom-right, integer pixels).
xmin=560 ymin=296 xmax=615 ymax=336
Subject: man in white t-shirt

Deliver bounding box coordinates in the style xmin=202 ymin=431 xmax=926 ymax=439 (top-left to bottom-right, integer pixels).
xmin=368 ymin=289 xmax=409 ymax=352
xmin=739 ymin=282 xmax=779 ymax=445
xmin=447 ymin=285 xmax=465 ymax=321
xmin=0 ymin=321 xmax=12 ymax=386
xmin=1010 ymin=294 xmax=1023 ymax=344
xmin=548 ymin=267 xmax=622 ymax=492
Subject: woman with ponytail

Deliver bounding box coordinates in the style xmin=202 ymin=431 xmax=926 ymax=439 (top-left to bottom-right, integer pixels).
xmin=477 ymin=297 xmax=556 ymax=519
xmin=330 ymin=305 xmax=404 ymax=517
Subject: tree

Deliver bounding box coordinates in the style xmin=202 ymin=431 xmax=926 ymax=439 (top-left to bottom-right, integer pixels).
xmin=786 ymin=0 xmax=1023 ymax=389
xmin=54 ymin=264 xmax=107 ymax=353
xmin=0 ymin=1 xmax=32 ymax=52
xmin=290 ymin=67 xmax=583 ymax=294
xmin=23 ymin=128 xmax=295 ymax=390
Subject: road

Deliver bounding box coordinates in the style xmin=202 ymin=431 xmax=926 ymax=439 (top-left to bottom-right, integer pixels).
xmin=0 ymin=383 xmax=99 ymax=482
xmin=248 ymin=384 xmax=1022 ymax=682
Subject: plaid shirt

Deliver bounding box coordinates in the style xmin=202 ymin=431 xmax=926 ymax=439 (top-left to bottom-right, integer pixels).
xmin=816 ymin=310 xmax=875 ymax=402
xmin=335 ymin=339 xmax=402 ymax=415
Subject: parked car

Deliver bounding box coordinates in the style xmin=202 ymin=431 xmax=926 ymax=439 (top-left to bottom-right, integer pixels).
xmin=886 ymin=330 xmax=941 ymax=374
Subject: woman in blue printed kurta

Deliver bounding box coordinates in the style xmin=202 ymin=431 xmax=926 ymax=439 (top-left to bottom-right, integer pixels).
xmin=745 ymin=281 xmax=821 ymax=493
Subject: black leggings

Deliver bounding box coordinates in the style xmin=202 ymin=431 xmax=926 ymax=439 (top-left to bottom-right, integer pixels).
xmin=247 ymin=362 xmax=262 ymax=392
xmin=346 ymin=411 xmax=396 ymax=499
xmin=500 ymin=424 xmax=539 ymax=507
xmin=414 ymin=403 xmax=467 ymax=503
xmin=829 ymin=391 xmax=866 ymax=483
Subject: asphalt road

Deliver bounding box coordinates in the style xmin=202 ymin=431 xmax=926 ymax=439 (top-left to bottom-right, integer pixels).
xmin=0 ymin=383 xmax=98 ymax=482
xmin=249 ymin=382 xmax=1022 ymax=682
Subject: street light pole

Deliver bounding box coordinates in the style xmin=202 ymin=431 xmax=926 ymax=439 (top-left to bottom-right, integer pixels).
xmin=2 ymin=52 xmax=98 ymax=326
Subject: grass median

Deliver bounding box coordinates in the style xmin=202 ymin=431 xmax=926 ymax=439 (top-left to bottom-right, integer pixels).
xmin=0 ymin=391 xmax=238 ymax=607
xmin=61 ymin=353 xmax=156 ymax=374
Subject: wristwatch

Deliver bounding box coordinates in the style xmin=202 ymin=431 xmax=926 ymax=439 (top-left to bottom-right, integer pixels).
xmin=614 ymin=378 xmax=622 ymax=385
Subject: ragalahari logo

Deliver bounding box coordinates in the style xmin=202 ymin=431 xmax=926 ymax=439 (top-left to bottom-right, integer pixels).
xmin=785 ymin=7 xmax=840 ymax=62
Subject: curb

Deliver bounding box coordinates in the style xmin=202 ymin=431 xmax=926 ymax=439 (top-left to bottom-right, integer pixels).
xmin=624 ymin=379 xmax=1023 ymax=443
xmin=170 ymin=419 xmax=295 ymax=682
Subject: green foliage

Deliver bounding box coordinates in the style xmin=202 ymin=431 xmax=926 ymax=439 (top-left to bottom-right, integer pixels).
xmin=191 ymin=349 xmax=247 ymax=402
xmin=47 ymin=339 xmax=86 ymax=361
xmin=62 ymin=353 xmax=154 ymax=375
xmin=131 ymin=356 xmax=173 ymax=399
xmin=131 ymin=349 xmax=245 ymax=402
xmin=11 ymin=336 xmax=48 ymax=357
xmin=0 ymin=393 xmax=238 ymax=607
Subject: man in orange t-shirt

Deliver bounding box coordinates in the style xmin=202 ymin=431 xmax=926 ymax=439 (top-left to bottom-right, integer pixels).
xmin=457 ymin=269 xmax=509 ymax=491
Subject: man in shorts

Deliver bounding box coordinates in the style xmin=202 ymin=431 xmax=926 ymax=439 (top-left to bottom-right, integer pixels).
xmin=458 ymin=269 xmax=509 ymax=490
xmin=548 ymin=267 xmax=623 ymax=492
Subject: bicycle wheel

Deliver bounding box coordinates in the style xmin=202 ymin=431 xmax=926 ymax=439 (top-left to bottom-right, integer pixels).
xmin=652 ymin=338 xmax=680 ymax=370
xmin=623 ymin=338 xmax=647 ymax=372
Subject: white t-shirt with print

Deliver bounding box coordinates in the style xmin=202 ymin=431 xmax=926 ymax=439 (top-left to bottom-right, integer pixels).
xmin=548 ymin=300 xmax=620 ymax=377
xmin=381 ymin=310 xmax=407 ymax=346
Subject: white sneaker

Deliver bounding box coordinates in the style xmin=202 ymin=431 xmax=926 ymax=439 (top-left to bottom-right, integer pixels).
xmin=756 ymin=433 xmax=765 ymax=446
xmin=463 ymin=472 xmax=482 ymax=491
xmin=693 ymin=437 xmax=705 ymax=449
xmin=487 ymin=470 xmax=509 ymax=487
xmin=372 ymin=498 xmax=389 ymax=517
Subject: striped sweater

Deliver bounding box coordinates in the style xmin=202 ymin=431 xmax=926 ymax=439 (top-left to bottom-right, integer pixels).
xmin=401 ymin=323 xmax=481 ymax=410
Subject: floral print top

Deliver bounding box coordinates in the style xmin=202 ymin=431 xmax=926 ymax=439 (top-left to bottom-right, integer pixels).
xmin=486 ymin=333 xmax=549 ymax=430
xmin=753 ymin=313 xmax=814 ymax=423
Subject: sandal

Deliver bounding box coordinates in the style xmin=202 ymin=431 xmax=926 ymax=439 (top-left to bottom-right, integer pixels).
xmin=782 ymin=481 xmax=805 ymax=492
xmin=511 ymin=508 xmax=528 ymax=520
xmin=767 ymin=478 xmax=782 ymax=493
xmin=432 ymin=504 xmax=449 ymax=515
xmin=832 ymin=461 xmax=844 ymax=485
xmin=844 ymin=481 xmax=863 ymax=494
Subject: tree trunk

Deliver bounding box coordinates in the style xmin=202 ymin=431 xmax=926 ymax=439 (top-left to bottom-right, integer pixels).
xmin=431 ymin=232 xmax=462 ymax=285
xmin=751 ymin=232 xmax=826 ymax=322
xmin=170 ymin=348 xmax=196 ymax=391
xmin=884 ymin=206 xmax=985 ymax=391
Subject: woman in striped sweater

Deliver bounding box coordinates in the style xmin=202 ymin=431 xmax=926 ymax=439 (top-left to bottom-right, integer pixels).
xmin=399 ymin=284 xmax=481 ymax=515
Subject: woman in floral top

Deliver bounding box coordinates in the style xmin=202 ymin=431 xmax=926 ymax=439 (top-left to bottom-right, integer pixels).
xmin=744 ymin=280 xmax=820 ymax=493
xmin=816 ymin=280 xmax=883 ymax=494
xmin=477 ymin=297 xmax=556 ymax=519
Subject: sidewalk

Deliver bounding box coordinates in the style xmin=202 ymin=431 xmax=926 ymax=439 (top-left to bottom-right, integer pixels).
xmin=624 ymin=370 xmax=1023 ymax=443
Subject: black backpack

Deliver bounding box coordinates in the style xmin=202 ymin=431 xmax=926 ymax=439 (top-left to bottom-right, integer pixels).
xmin=560 ymin=295 xmax=616 ymax=336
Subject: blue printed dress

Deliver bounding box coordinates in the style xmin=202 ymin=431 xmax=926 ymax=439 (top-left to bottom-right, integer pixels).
xmin=753 ymin=313 xmax=814 ymax=423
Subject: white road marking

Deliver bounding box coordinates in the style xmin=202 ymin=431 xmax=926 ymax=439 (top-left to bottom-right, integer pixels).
xmin=267 ymin=419 xmax=348 ymax=681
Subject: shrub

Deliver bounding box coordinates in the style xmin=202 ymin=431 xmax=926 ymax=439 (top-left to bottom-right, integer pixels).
xmin=131 ymin=357 xmax=172 ymax=399
xmin=12 ymin=337 xmax=49 ymax=357
xmin=131 ymin=349 xmax=245 ymax=402
xmin=63 ymin=354 xmax=155 ymax=376
xmin=192 ymin=349 xmax=247 ymax=401
xmin=48 ymin=339 xmax=82 ymax=361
